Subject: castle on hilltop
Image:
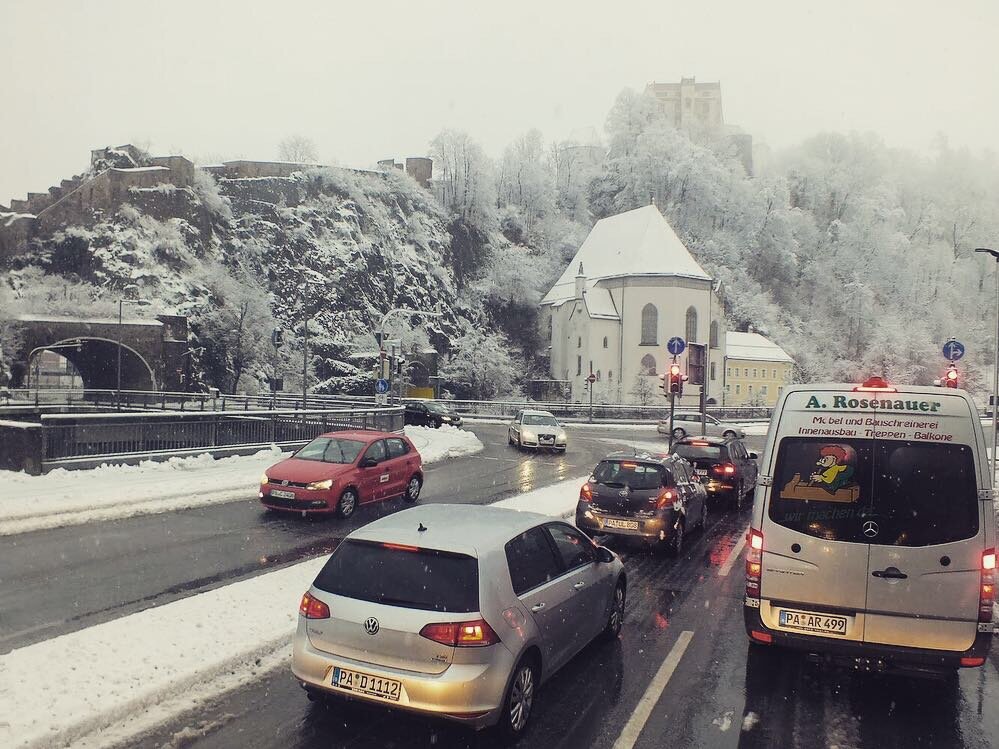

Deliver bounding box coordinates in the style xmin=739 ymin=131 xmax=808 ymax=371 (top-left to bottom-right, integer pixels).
xmin=0 ymin=145 xmax=432 ymax=262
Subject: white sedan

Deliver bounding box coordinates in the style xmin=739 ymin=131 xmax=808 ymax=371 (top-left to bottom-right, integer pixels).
xmin=657 ymin=412 xmax=746 ymax=441
xmin=508 ymin=410 xmax=568 ymax=451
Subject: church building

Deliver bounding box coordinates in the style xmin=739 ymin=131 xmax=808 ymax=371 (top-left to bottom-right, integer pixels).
xmin=540 ymin=205 xmax=725 ymax=406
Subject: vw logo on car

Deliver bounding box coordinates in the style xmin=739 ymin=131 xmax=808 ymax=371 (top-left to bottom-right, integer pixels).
xmin=363 ymin=617 xmax=380 ymax=635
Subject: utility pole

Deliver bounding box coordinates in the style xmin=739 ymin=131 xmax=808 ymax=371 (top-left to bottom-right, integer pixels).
xmin=975 ymin=248 xmax=999 ymax=474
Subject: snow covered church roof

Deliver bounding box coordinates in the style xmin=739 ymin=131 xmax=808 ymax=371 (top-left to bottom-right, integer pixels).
xmin=541 ymin=205 xmax=711 ymax=306
xmin=725 ymin=332 xmax=795 ymax=363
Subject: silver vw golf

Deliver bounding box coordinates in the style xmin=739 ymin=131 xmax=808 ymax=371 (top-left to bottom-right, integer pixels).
xmin=292 ymin=504 xmax=626 ymax=737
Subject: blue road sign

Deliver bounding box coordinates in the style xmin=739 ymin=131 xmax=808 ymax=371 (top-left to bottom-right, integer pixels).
xmin=943 ymin=339 xmax=965 ymax=362
xmin=667 ymin=337 xmax=686 ymax=356
xmin=375 ymin=378 xmax=390 ymax=394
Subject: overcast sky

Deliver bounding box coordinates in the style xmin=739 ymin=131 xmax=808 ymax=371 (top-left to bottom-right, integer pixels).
xmin=2 ymin=0 xmax=997 ymax=203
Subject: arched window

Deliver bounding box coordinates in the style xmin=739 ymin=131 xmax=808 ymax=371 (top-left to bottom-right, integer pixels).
xmin=685 ymin=306 xmax=698 ymax=343
xmin=640 ymin=354 xmax=657 ymax=376
xmin=709 ymin=321 xmax=718 ymax=348
xmin=596 ymin=370 xmax=601 ymax=381
xmin=710 ymin=362 xmax=716 ymax=381
xmin=602 ymin=336 xmax=608 ymax=349
xmin=641 ymin=304 xmax=658 ymax=345
xmin=608 ymin=370 xmax=613 ymax=381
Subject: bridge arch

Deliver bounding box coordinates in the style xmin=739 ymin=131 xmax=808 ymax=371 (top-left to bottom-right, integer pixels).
xmin=23 ymin=336 xmax=157 ymax=391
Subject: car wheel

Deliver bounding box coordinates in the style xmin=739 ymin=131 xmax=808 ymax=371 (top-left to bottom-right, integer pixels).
xmin=403 ymin=475 xmax=422 ymax=503
xmin=508 ymin=432 xmax=515 ymax=446
xmin=670 ymin=518 xmax=685 ymax=556
xmin=337 ymin=488 xmax=358 ymax=519
xmin=672 ymin=427 xmax=686 ymax=441
xmin=723 ymin=430 xmax=736 ymax=440
xmin=500 ymin=656 xmax=538 ymax=739
xmin=601 ymin=581 xmax=626 ymax=640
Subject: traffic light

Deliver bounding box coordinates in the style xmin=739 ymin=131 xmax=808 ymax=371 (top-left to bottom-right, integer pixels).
xmin=944 ymin=365 xmax=959 ymax=388
xmin=669 ymin=362 xmax=683 ymax=394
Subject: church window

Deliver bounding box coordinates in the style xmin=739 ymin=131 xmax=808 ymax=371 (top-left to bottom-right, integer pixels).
xmin=602 ymin=336 xmax=608 ymax=348
xmin=710 ymin=362 xmax=716 ymax=381
xmin=640 ymin=354 xmax=657 ymax=376
xmin=576 ymin=356 xmax=582 ymax=376
xmin=685 ymin=306 xmax=698 ymax=343
xmin=641 ymin=304 xmax=658 ymax=345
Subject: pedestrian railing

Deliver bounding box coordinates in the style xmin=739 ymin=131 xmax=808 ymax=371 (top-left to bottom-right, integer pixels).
xmin=39 ymin=406 xmax=404 ymax=464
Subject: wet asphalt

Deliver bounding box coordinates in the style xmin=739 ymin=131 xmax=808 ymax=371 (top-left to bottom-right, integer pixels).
xmin=6 ymin=423 xmax=999 ymax=748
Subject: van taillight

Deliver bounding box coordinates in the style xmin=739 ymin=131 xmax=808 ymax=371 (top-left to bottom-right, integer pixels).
xmin=745 ymin=529 xmax=764 ymax=598
xmin=580 ymin=483 xmax=593 ymax=502
xmin=299 ymin=592 xmax=331 ymax=619
xmin=980 ymin=548 xmax=996 ymax=623
xmin=420 ymin=619 xmax=500 ymax=647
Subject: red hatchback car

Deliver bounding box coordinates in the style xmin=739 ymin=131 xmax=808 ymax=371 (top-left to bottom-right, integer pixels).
xmin=259 ymin=430 xmax=423 ymax=518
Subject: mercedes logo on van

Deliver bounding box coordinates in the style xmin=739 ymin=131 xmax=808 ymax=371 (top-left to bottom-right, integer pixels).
xmin=363 ymin=617 xmax=380 ymax=635
xmin=863 ymin=521 xmax=880 ymax=538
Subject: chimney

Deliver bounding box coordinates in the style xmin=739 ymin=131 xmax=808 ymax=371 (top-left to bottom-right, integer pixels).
xmin=575 ymin=262 xmax=586 ymax=300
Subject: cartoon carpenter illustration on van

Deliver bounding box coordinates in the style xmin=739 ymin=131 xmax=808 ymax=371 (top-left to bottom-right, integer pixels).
xmin=780 ymin=443 xmax=860 ymax=503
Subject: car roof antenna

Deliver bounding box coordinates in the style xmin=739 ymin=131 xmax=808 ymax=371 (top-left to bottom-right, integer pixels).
xmin=418 ymin=522 xmax=427 ymax=532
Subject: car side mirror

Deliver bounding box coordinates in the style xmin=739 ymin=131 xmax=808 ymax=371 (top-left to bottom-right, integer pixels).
xmin=596 ymin=546 xmax=615 ymax=563
xmin=359 ymin=457 xmax=378 ymax=468
xmin=749 ymin=451 xmax=759 ymax=460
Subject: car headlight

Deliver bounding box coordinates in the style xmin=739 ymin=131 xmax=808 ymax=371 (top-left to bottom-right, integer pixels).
xmin=557 ymin=430 xmax=567 ymax=441
xmin=440 ymin=415 xmax=452 ymax=422
xmin=306 ymin=479 xmax=334 ymax=491
xmin=260 ymin=473 xmax=269 ymax=486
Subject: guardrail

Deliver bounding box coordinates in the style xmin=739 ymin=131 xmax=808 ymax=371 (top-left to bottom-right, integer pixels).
xmin=0 ymin=405 xmax=403 ymax=473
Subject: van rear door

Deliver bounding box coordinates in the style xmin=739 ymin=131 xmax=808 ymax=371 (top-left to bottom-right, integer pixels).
xmin=761 ymin=437 xmax=874 ymax=643
xmin=863 ymin=441 xmax=982 ymax=652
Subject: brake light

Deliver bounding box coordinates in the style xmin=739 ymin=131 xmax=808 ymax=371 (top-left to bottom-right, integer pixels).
xmin=746 ymin=529 xmax=764 ymax=599
xmin=419 ymin=619 xmax=500 ymax=647
xmin=749 ymin=630 xmax=773 ymax=644
xmin=621 ymin=462 xmax=638 ymax=469
xmin=961 ymin=656 xmax=986 ymax=667
xmin=656 ymin=489 xmax=674 ymax=508
xmin=980 ymin=548 xmax=996 ymax=623
xmin=381 ymin=543 xmax=419 ymax=552
xmin=299 ymin=592 xmax=331 ymax=619
xmin=580 ymin=482 xmax=593 ymax=502
xmin=712 ymin=463 xmax=736 ymax=475
xmin=691 ymin=441 xmax=710 ymax=446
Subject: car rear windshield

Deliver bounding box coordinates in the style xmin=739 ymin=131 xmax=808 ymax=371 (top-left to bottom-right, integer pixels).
xmin=769 ymin=438 xmax=979 ymax=546
xmin=593 ymin=460 xmax=664 ymax=490
xmin=673 ymin=444 xmax=725 ymax=461
xmin=313 ymin=539 xmax=479 ymax=613
xmin=295 ymin=437 xmax=365 ymax=464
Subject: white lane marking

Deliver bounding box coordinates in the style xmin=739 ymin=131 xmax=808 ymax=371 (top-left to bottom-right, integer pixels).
xmin=613 ymin=630 xmax=694 ymax=749
xmin=718 ymin=524 xmax=751 ymax=577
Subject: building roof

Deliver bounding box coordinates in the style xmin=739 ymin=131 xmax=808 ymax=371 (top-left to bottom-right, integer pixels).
xmin=541 ymin=205 xmax=710 ymax=306
xmin=582 ymin=287 xmax=620 ymax=320
xmin=725 ymin=331 xmax=795 ymax=363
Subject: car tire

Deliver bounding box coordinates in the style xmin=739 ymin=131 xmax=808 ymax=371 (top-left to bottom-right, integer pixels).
xmin=337 ymin=488 xmax=358 ymax=519
xmin=672 ymin=427 xmax=686 ymax=441
xmin=601 ymin=580 xmax=626 ymax=641
xmin=508 ymin=432 xmax=515 ymax=446
xmin=723 ymin=430 xmax=736 ymax=440
xmin=499 ymin=656 xmax=538 ymax=739
xmin=403 ymin=474 xmax=422 ymax=503
xmin=670 ymin=517 xmax=685 ymax=556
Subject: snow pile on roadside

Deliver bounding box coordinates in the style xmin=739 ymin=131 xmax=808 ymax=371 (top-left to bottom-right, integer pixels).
xmin=0 ymin=473 xmax=576 ymax=749
xmin=491 ymin=474 xmax=591 ymax=520
xmin=404 ymin=424 xmax=483 ymax=463
xmin=0 ymin=426 xmax=484 ymax=535
xmin=0 ymin=557 xmax=326 ymax=749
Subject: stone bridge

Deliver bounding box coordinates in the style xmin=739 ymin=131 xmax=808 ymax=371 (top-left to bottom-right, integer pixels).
xmin=10 ymin=314 xmax=189 ymax=391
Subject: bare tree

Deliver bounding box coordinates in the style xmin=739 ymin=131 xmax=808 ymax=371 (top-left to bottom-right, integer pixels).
xmin=277 ymin=135 xmax=319 ymax=164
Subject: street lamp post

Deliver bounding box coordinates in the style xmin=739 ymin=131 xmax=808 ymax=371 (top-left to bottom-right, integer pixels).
xmin=975 ymin=248 xmax=999 ymax=475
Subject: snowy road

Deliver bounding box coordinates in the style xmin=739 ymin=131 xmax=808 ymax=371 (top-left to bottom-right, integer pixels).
xmin=6 ymin=422 xmax=999 ymax=749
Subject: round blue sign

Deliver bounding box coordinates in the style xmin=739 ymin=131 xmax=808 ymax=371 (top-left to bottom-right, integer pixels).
xmin=943 ymin=339 xmax=965 ymax=362
xmin=375 ymin=379 xmax=390 ymax=394
xmin=667 ymin=337 xmax=686 ymax=356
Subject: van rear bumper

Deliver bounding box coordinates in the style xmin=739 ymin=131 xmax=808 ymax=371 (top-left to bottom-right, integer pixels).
xmin=744 ymin=603 xmax=992 ymax=673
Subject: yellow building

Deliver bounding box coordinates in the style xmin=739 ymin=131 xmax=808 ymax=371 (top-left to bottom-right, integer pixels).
xmin=723 ymin=332 xmax=794 ymax=406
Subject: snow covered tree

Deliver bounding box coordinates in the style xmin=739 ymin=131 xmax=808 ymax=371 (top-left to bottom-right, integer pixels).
xmin=430 ymin=129 xmax=497 ymax=231
xmin=278 ymin=135 xmax=319 ymax=163
xmin=439 ymin=327 xmax=519 ymax=400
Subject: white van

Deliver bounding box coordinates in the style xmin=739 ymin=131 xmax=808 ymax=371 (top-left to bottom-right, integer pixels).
xmin=744 ymin=377 xmax=995 ymax=675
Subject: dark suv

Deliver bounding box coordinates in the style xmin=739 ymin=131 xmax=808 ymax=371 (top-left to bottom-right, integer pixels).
xmin=670 ymin=436 xmax=758 ymax=510
xmin=575 ymin=451 xmax=708 ymax=555
xmin=404 ymin=400 xmax=462 ymax=428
